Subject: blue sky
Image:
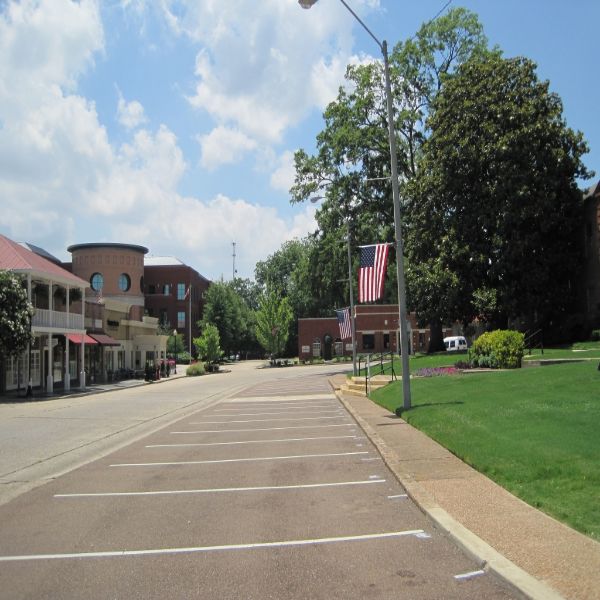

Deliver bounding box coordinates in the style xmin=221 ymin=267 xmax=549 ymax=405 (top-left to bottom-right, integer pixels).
xmin=1 ymin=0 xmax=598 ymax=282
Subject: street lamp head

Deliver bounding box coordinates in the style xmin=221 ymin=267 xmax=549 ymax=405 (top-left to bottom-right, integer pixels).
xmin=298 ymin=0 xmax=318 ymax=8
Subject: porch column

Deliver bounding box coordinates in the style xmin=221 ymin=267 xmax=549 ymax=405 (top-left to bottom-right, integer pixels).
xmin=47 ymin=333 xmax=54 ymax=394
xmin=64 ymin=287 xmax=70 ymax=392
xmin=80 ymin=287 xmax=86 ymax=389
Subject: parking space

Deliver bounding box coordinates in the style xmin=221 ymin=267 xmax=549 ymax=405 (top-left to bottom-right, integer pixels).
xmin=0 ymin=380 xmax=516 ymax=599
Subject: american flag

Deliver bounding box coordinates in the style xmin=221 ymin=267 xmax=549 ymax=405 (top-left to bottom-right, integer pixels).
xmin=358 ymin=243 xmax=390 ymax=303
xmin=336 ymin=308 xmax=352 ymax=340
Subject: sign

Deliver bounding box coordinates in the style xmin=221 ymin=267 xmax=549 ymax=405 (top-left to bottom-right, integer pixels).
xmin=302 ymin=345 xmax=310 ymax=353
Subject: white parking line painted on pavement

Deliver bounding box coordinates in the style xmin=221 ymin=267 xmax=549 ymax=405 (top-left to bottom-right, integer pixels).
xmin=54 ymin=479 xmax=387 ymax=498
xmin=454 ymin=569 xmax=486 ymax=581
xmin=146 ymin=435 xmax=357 ymax=448
xmin=224 ymin=395 xmax=334 ymax=403
xmin=211 ymin=410 xmax=343 ymax=417
xmin=361 ymin=457 xmax=381 ymax=462
xmin=110 ymin=451 xmax=369 ymax=467
xmin=0 ymin=530 xmax=426 ymax=562
xmin=387 ymin=494 xmax=408 ymax=499
xmin=189 ymin=416 xmax=348 ymax=424
xmin=171 ymin=424 xmax=357 ymax=434
xmin=214 ymin=405 xmax=337 ymax=411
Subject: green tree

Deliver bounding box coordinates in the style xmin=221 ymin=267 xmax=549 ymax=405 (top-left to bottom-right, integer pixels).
xmin=0 ymin=271 xmax=34 ymax=392
xmin=407 ymin=55 xmax=592 ymax=332
xmin=193 ymin=323 xmax=222 ymax=366
xmin=289 ymin=8 xmax=491 ymax=350
xmin=200 ymin=281 xmax=246 ymax=355
xmin=167 ymin=332 xmax=185 ymax=357
xmin=255 ymin=291 xmax=293 ymax=360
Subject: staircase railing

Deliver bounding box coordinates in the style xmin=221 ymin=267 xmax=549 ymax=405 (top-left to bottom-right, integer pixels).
xmin=524 ymin=328 xmax=544 ymax=355
xmin=357 ymin=351 xmax=398 ymax=396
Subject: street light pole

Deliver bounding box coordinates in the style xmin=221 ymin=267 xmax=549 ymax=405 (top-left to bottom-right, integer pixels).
xmin=299 ymin=0 xmax=411 ymax=408
xmin=345 ymin=221 xmax=358 ymax=376
xmin=172 ymin=329 xmax=177 ymax=374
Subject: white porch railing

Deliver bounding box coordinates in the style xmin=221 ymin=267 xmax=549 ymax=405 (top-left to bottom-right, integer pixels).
xmin=32 ymin=309 xmax=84 ymax=330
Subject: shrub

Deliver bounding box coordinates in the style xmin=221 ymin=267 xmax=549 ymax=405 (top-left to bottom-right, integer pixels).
xmin=470 ymin=330 xmax=524 ymax=369
xmin=591 ymin=330 xmax=600 ymax=342
xmin=186 ymin=362 xmax=206 ymax=377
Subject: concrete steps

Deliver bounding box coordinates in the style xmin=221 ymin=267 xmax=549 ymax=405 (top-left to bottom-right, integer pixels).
xmin=339 ymin=375 xmax=395 ymax=397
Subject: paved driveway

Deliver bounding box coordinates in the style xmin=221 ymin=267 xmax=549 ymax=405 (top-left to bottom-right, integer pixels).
xmin=0 ymin=365 xmax=517 ymax=598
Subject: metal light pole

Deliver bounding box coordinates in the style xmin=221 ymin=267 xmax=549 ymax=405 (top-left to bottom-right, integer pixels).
xmin=310 ymin=196 xmax=357 ymax=376
xmin=172 ymin=329 xmax=177 ymax=374
xmin=299 ymin=0 xmax=411 ymax=408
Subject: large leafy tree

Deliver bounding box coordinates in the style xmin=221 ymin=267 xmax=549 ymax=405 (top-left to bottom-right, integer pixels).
xmin=255 ymin=290 xmax=293 ymax=360
xmin=0 ymin=271 xmax=34 ymax=391
xmin=407 ymin=55 xmax=592 ymax=331
xmin=200 ymin=281 xmax=246 ymax=356
xmin=289 ymin=8 xmax=491 ymax=350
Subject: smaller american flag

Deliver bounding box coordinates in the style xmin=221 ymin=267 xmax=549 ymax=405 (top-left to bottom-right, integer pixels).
xmin=336 ymin=308 xmax=352 ymax=340
xmin=358 ymin=243 xmax=390 ymax=303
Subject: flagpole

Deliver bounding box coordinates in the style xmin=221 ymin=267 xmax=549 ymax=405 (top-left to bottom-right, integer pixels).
xmin=188 ymin=284 xmax=192 ymax=362
xmin=346 ymin=222 xmax=357 ymax=376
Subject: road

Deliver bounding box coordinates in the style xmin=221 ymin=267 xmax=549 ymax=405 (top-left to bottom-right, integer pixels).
xmin=0 ymin=361 xmax=517 ymax=598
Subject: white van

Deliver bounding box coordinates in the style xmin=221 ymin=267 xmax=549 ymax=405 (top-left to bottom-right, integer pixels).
xmin=444 ymin=336 xmax=468 ymax=352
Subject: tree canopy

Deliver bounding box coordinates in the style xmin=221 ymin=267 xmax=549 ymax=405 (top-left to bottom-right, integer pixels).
xmin=405 ymin=54 xmax=592 ymax=330
xmin=255 ymin=290 xmax=293 ymax=359
xmin=0 ymin=271 xmax=33 ymax=360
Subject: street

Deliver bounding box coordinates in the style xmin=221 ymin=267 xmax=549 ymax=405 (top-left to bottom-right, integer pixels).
xmin=0 ymin=362 xmax=516 ymax=598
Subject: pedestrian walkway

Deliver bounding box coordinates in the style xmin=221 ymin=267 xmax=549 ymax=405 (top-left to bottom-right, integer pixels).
xmin=330 ymin=374 xmax=600 ymax=600
xmin=1 ymin=365 xmax=188 ymax=402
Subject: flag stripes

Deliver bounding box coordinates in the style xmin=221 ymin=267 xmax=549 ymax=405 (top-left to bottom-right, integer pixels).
xmin=358 ymin=244 xmax=389 ymax=303
xmin=336 ymin=308 xmax=352 ymax=340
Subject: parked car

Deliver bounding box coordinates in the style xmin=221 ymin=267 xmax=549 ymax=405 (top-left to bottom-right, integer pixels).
xmin=444 ymin=336 xmax=468 ymax=352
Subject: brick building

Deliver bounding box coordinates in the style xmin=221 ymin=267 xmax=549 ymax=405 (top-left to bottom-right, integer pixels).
xmin=143 ymin=257 xmax=211 ymax=356
xmin=298 ymin=305 xmax=456 ymax=360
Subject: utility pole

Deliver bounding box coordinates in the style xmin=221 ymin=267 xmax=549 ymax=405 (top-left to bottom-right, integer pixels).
xmin=232 ymin=242 xmax=237 ymax=280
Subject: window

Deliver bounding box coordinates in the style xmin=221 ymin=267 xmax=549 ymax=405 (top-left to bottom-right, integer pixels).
xmin=159 ymin=309 xmax=168 ymax=325
xmin=312 ymin=338 xmax=321 ymax=358
xmin=334 ymin=341 xmax=343 ymax=356
xmin=118 ymin=273 xmax=131 ymax=292
xmin=163 ymin=284 xmax=171 ymax=295
xmin=90 ymin=272 xmax=104 ymax=291
xmin=177 ymin=283 xmax=186 ymax=300
xmin=140 ymin=276 xmax=144 ymax=292
xmin=383 ymin=333 xmax=390 ymax=350
xmin=177 ymin=311 xmax=185 ymax=328
xmin=148 ymin=284 xmax=155 ymax=294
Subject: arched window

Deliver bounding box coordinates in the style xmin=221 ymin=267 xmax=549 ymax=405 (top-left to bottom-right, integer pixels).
xmin=90 ymin=272 xmax=104 ymax=291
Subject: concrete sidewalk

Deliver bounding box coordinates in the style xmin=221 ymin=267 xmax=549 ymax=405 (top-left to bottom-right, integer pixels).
xmin=330 ymin=374 xmax=600 ymax=600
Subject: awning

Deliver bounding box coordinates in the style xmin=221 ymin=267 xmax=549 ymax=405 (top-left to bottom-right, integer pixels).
xmin=67 ymin=333 xmax=98 ymax=345
xmin=89 ymin=333 xmax=121 ymax=346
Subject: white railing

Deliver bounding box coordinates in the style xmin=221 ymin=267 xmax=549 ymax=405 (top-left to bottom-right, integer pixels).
xmin=32 ymin=309 xmax=84 ymax=330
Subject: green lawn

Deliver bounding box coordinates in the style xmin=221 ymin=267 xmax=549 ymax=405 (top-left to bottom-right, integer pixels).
xmin=371 ymin=362 xmax=600 ymax=540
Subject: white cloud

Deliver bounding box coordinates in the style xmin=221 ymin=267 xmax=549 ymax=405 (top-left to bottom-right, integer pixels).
xmin=0 ymin=0 xmax=331 ymax=279
xmin=198 ymin=125 xmax=257 ymax=170
xmin=270 ymin=150 xmax=296 ymax=193
xmin=160 ymin=0 xmax=377 ymax=147
xmin=117 ymin=91 xmax=147 ymax=129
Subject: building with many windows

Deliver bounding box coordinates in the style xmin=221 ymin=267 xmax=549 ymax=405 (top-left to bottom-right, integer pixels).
xmin=66 ymin=243 xmax=168 ymax=381
xmin=1 ymin=234 xmax=89 ymax=395
xmin=143 ymin=257 xmax=211 ymax=356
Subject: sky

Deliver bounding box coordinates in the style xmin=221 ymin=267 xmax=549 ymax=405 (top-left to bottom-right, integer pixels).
xmin=1 ymin=0 xmax=598 ymax=282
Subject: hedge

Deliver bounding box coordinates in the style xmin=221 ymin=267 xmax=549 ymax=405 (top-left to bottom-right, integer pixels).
xmin=470 ymin=330 xmax=525 ymax=369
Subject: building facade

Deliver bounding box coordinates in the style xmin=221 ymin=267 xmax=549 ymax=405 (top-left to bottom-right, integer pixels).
xmin=143 ymin=257 xmax=211 ymax=356
xmin=298 ymin=305 xmax=457 ymax=360
xmin=1 ymin=234 xmax=90 ymax=394
xmin=66 ymin=243 xmax=168 ymax=380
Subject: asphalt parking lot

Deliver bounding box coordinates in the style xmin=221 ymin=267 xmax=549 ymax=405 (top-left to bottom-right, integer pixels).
xmin=0 ymin=376 xmax=518 ymax=599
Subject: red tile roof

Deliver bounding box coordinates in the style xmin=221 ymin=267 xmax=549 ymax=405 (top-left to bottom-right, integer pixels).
xmin=0 ymin=234 xmax=88 ymax=288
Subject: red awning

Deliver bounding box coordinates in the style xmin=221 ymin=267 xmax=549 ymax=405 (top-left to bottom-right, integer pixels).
xmin=89 ymin=333 xmax=121 ymax=346
xmin=67 ymin=333 xmax=98 ymax=345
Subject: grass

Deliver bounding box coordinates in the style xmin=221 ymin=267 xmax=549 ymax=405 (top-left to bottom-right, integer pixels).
xmin=371 ymin=362 xmax=600 ymax=540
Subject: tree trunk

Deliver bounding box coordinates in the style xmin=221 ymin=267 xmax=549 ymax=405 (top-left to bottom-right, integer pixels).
xmin=427 ymin=320 xmax=446 ymax=353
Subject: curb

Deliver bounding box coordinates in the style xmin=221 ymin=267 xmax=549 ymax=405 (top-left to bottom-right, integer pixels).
xmin=334 ymin=388 xmax=565 ymax=600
